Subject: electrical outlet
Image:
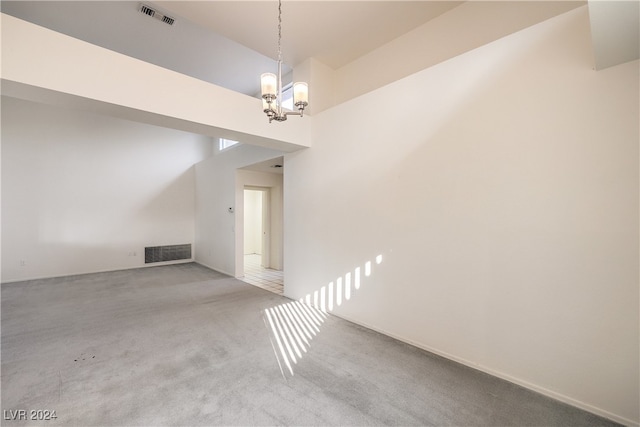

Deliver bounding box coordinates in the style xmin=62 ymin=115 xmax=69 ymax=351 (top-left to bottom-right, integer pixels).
xmin=19 ymin=260 xmax=26 ymax=267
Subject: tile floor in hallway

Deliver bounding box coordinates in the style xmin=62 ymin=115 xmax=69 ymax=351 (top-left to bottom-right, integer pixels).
xmin=242 ymin=253 xmax=283 ymax=295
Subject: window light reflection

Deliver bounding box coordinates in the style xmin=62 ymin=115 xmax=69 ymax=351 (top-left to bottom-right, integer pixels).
xmin=328 ymin=282 xmax=334 ymax=311
xmin=264 ymin=254 xmax=384 ymax=378
xmin=345 ymin=272 xmax=352 ymax=301
xmin=264 ymin=300 xmax=328 ymax=377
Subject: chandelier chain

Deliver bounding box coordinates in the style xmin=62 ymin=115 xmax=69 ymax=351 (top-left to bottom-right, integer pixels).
xmin=277 ymin=0 xmax=282 ymax=63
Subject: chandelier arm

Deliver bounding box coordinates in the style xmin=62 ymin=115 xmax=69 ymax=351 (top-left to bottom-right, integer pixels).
xmin=284 ymin=110 xmax=304 ymax=118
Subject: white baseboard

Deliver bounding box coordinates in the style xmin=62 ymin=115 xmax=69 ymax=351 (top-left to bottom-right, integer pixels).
xmin=330 ymin=313 xmax=638 ymax=427
xmin=1 ymin=259 xmax=195 ymax=284
xmin=193 ymin=260 xmax=234 ymax=278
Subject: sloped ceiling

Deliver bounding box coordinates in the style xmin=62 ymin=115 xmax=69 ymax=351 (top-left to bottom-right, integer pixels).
xmin=0 ymin=1 xmax=283 ymax=96
xmin=588 ymin=0 xmax=640 ymax=70
xmin=156 ymin=1 xmax=462 ymax=70
xmin=2 ymin=1 xmax=637 ymax=98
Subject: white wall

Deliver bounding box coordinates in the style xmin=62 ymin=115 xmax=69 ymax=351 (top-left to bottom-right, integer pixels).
xmin=1 ymin=96 xmax=212 ymax=282
xmin=284 ymin=7 xmax=639 ymax=426
xmin=194 ymin=144 xmax=284 ymax=276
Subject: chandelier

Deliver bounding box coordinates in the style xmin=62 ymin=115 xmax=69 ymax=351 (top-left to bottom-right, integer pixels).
xmin=260 ymin=0 xmax=309 ymax=123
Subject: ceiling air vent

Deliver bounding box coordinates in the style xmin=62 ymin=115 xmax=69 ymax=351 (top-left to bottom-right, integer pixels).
xmin=161 ymin=15 xmax=175 ymax=26
xmin=138 ymin=3 xmax=175 ymax=26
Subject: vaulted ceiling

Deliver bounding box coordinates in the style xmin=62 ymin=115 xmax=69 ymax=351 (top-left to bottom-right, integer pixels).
xmin=156 ymin=1 xmax=463 ymax=70
xmin=2 ymin=1 xmax=637 ymax=99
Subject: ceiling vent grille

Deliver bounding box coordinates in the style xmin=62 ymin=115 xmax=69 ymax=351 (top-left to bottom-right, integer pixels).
xmin=139 ymin=4 xmax=175 ymax=26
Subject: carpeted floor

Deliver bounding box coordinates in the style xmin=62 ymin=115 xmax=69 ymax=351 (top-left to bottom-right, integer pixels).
xmin=1 ymin=263 xmax=619 ymax=426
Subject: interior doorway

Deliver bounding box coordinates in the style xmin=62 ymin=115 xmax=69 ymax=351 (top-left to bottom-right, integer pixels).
xmin=242 ymin=185 xmax=283 ymax=294
xmin=243 ymin=187 xmax=269 ymax=268
xmin=237 ymin=157 xmax=284 ymax=295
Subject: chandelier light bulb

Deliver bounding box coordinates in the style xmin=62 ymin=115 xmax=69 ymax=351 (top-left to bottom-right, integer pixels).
xmin=293 ymin=82 xmax=309 ymax=107
xmin=261 ymin=73 xmax=277 ymax=98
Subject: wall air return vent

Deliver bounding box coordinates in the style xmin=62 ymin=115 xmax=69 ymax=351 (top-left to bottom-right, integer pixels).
xmin=138 ymin=4 xmax=175 ymax=26
xmin=145 ymin=244 xmax=191 ymax=264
